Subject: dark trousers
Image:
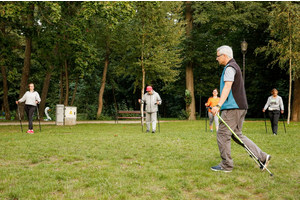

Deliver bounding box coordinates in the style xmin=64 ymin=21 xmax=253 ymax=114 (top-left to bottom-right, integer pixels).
xmin=25 ymin=105 xmax=36 ymax=130
xmin=268 ymin=110 xmax=280 ymax=134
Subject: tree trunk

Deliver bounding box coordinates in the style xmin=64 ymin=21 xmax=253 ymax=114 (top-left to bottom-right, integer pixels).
xmin=141 ymin=58 xmax=145 ymax=123
xmin=97 ymin=43 xmax=110 ymax=118
xmin=71 ymin=74 xmax=79 ymax=106
xmin=1 ymin=65 xmax=11 ymax=120
xmin=291 ymin=74 xmax=300 ymax=122
xmin=39 ymin=67 xmax=52 ymax=120
xmin=141 ymin=21 xmax=145 ymax=124
xmin=185 ymin=1 xmax=196 ymax=120
xmin=59 ymin=67 xmax=64 ymax=104
xmin=112 ymin=84 xmax=118 ymax=111
xmin=1 ymin=22 xmax=11 ymax=120
xmin=18 ymin=36 xmax=32 ymax=119
xmin=39 ymin=44 xmax=58 ymax=117
xmin=287 ymin=56 xmax=292 ymax=124
xmin=287 ymin=13 xmax=292 ymax=124
xmin=64 ymin=60 xmax=69 ymax=106
xmin=17 ymin=3 xmax=34 ymax=120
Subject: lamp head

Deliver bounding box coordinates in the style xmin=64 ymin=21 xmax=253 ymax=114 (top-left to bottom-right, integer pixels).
xmin=241 ymin=39 xmax=248 ymax=52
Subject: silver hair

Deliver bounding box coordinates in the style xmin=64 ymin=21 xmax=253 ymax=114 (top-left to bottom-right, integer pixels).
xmin=217 ymin=45 xmax=233 ymax=59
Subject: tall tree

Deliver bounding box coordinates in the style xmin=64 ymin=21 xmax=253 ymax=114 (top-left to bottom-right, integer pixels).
xmin=0 ymin=20 xmax=11 ymax=120
xmin=117 ymin=1 xmax=183 ymax=113
xmin=189 ymin=1 xmax=270 ymax=117
xmin=255 ymin=2 xmax=300 ymax=123
xmin=185 ymin=1 xmax=196 ymax=120
xmin=292 ymin=75 xmax=300 ymax=122
xmin=81 ymin=1 xmax=135 ymax=118
xmin=1 ymin=2 xmax=61 ymax=119
xmin=34 ymin=1 xmax=61 ymax=118
xmin=18 ymin=3 xmax=34 ymax=119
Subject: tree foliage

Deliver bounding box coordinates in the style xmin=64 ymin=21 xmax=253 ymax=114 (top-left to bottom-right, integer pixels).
xmin=0 ymin=1 xmax=293 ymax=121
xmin=255 ymin=2 xmax=300 ymax=122
xmin=116 ymin=1 xmax=184 ymax=92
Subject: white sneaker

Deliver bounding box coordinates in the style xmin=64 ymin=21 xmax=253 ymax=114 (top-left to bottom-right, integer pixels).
xmin=261 ymin=155 xmax=271 ymax=172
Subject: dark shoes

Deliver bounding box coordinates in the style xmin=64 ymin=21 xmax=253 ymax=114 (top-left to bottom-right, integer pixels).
xmin=146 ymin=130 xmax=155 ymax=133
xmin=260 ymin=155 xmax=271 ymax=171
xmin=211 ymin=165 xmax=232 ymax=173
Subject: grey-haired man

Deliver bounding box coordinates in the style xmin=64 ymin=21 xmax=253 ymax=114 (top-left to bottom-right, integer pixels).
xmin=211 ymin=45 xmax=271 ymax=172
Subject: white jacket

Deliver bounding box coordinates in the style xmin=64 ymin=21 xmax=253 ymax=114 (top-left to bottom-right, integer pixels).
xmin=141 ymin=90 xmax=162 ymax=113
xmin=19 ymin=91 xmax=41 ymax=106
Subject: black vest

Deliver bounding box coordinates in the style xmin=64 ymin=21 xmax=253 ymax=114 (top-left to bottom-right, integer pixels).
xmin=220 ymin=59 xmax=248 ymax=110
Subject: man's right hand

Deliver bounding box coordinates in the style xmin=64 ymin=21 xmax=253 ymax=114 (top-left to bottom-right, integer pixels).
xmin=211 ymin=106 xmax=219 ymax=116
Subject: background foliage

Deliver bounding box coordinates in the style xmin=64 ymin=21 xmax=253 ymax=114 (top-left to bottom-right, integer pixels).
xmin=0 ymin=1 xmax=294 ymax=120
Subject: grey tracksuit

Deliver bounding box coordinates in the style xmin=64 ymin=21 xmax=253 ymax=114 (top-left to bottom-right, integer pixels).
xmin=141 ymin=90 xmax=162 ymax=132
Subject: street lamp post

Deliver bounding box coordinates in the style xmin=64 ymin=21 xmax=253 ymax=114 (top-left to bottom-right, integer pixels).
xmin=241 ymin=39 xmax=248 ymax=81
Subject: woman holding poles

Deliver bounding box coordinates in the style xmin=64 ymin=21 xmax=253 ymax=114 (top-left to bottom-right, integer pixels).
xmin=205 ymin=89 xmax=220 ymax=132
xmin=16 ymin=83 xmax=41 ymax=134
xmin=262 ymin=88 xmax=284 ymax=135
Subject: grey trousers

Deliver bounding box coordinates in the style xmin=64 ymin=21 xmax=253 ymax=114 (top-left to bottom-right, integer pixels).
xmin=146 ymin=112 xmax=157 ymax=132
xmin=217 ymin=109 xmax=268 ymax=170
xmin=208 ymin=112 xmax=219 ymax=127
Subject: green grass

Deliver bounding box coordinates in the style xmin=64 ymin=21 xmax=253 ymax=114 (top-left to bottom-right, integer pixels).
xmin=0 ymin=120 xmax=299 ymax=199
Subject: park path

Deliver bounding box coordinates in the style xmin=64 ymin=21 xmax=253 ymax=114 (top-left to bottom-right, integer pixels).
xmin=0 ymin=120 xmax=179 ymax=126
xmin=0 ymin=119 xmax=263 ymax=126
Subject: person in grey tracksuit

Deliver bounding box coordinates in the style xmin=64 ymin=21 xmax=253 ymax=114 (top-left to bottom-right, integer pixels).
xmin=138 ymin=86 xmax=162 ymax=133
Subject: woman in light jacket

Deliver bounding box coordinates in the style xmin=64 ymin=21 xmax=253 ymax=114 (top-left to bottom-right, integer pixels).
xmin=262 ymin=88 xmax=284 ymax=135
xmin=138 ymin=86 xmax=162 ymax=133
xmin=16 ymin=83 xmax=41 ymax=134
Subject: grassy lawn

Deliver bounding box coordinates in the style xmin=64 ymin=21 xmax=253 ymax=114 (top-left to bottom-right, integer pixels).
xmin=0 ymin=120 xmax=299 ymax=199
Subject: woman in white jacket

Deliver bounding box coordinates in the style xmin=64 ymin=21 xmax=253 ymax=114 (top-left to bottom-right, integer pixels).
xmin=16 ymin=83 xmax=41 ymax=134
xmin=262 ymin=88 xmax=284 ymax=135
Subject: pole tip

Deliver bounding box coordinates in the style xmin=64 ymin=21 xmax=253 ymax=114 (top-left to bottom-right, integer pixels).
xmin=270 ymin=173 xmax=274 ymax=177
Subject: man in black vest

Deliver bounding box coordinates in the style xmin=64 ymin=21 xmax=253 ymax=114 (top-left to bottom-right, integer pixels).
xmin=210 ymin=45 xmax=271 ymax=172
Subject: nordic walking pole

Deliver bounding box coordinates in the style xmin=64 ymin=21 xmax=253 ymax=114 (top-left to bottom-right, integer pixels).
xmin=36 ymin=103 xmax=41 ymax=132
xmin=157 ymin=104 xmax=160 ymax=133
xmin=205 ymin=107 xmax=208 ymax=132
xmin=282 ymin=113 xmax=286 ymax=133
xmin=216 ymin=112 xmax=273 ymax=176
xmin=140 ymin=100 xmax=144 ymax=132
xmin=264 ymin=112 xmax=267 ymax=133
xmin=17 ymin=105 xmax=23 ymax=132
xmin=141 ymin=106 xmax=143 ymax=133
